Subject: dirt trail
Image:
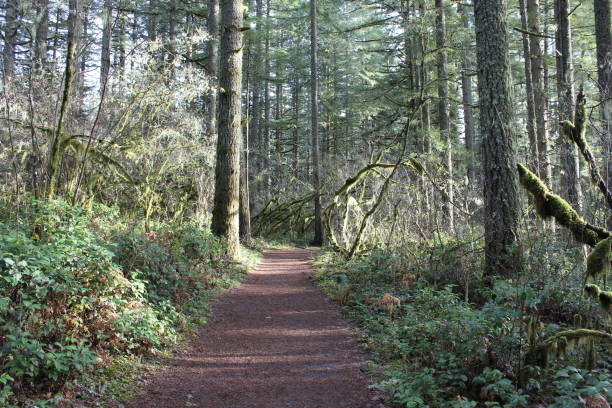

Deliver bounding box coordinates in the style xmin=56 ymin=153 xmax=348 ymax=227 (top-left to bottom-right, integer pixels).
xmin=124 ymin=249 xmax=374 ymax=408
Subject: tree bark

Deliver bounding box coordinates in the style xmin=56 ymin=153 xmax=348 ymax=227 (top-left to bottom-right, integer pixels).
xmin=459 ymin=3 xmax=476 ymax=186
xmin=292 ymin=78 xmax=300 ymax=179
xmin=207 ymin=0 xmax=220 ymax=139
xmin=212 ymin=0 xmax=244 ymax=258
xmin=240 ymin=13 xmax=252 ymax=245
xmin=435 ymin=0 xmax=454 ymax=231
xmin=263 ymin=0 xmax=271 ymax=199
xmin=527 ymin=0 xmax=551 ymax=185
xmin=33 ymin=0 xmax=49 ymax=72
xmin=248 ymin=0 xmax=264 ymax=194
xmin=275 ymin=35 xmax=284 ymax=184
xmin=518 ymin=0 xmax=539 ymax=172
xmin=554 ymin=0 xmax=581 ymax=210
xmin=47 ymin=0 xmax=81 ymax=199
xmin=2 ymin=0 xmax=18 ymax=76
xmin=310 ymin=0 xmax=324 ymax=246
xmin=146 ymin=0 xmax=157 ymax=40
xmin=100 ymin=0 xmax=112 ymax=90
xmin=475 ymin=0 xmax=522 ymax=278
xmin=593 ymin=0 xmax=611 ymax=211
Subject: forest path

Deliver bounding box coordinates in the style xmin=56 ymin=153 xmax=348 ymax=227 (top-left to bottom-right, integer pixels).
xmin=124 ymin=248 xmax=375 ymax=408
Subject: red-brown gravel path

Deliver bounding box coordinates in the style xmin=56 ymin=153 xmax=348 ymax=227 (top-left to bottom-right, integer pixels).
xmin=124 ymin=249 xmax=374 ymax=408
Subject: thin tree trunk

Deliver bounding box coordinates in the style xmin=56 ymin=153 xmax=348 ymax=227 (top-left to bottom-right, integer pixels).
xmin=212 ymin=0 xmax=244 ymax=258
xmin=51 ymin=6 xmax=60 ymax=62
xmin=436 ymin=0 xmax=454 ymax=231
xmin=263 ymin=0 xmax=271 ymax=199
xmin=240 ymin=10 xmax=252 ymax=245
xmin=555 ymin=0 xmax=581 ymax=210
xmin=310 ymin=0 xmax=324 ymax=246
xmin=167 ymin=0 xmax=177 ymax=70
xmin=475 ymin=0 xmax=522 ymax=278
xmin=275 ymin=35 xmax=284 ymax=184
xmin=528 ymin=0 xmax=551 ymax=185
xmin=47 ymin=0 xmax=81 ymax=199
xmin=518 ymin=0 xmax=539 ymax=172
xmin=459 ymin=3 xmax=476 ymax=186
xmin=2 ymin=0 xmax=18 ymax=77
xmin=207 ymin=0 xmax=220 ymax=139
xmin=292 ymin=78 xmax=300 ymax=179
xmin=248 ymin=0 xmax=264 ymax=196
xmin=147 ymin=0 xmax=157 ymax=40
xmin=100 ymin=0 xmax=112 ymax=90
xmin=33 ymin=0 xmax=49 ymax=72
xmin=594 ymin=0 xmax=611 ymax=215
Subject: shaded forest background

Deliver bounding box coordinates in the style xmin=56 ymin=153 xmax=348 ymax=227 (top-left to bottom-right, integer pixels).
xmin=0 ymin=0 xmax=611 ymax=406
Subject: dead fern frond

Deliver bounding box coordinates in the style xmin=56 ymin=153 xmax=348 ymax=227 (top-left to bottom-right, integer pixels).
xmin=366 ymin=293 xmax=401 ymax=319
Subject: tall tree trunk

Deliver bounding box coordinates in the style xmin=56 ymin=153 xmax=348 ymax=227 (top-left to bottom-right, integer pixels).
xmin=248 ymin=0 xmax=264 ymax=198
xmin=518 ymin=0 xmax=539 ymax=172
xmin=527 ymin=0 xmax=551 ymax=185
xmin=292 ymin=78 xmax=300 ymax=179
xmin=33 ymin=0 xmax=49 ymax=72
xmin=475 ymin=0 xmax=522 ymax=278
xmin=418 ymin=1 xmax=433 ymax=222
xmin=310 ymin=0 xmax=324 ymax=246
xmin=594 ymin=0 xmax=611 ymax=211
xmin=207 ymin=0 xmax=219 ymax=139
xmin=240 ymin=9 xmax=252 ymax=245
xmin=554 ymin=0 xmax=581 ymax=210
xmin=100 ymin=0 xmax=112 ymax=90
xmin=435 ymin=0 xmax=454 ymax=231
xmin=77 ymin=4 xmax=88 ymax=117
xmin=211 ymin=0 xmax=244 ymax=258
xmin=459 ymin=3 xmax=476 ymax=186
xmin=146 ymin=0 xmax=157 ymax=40
xmin=115 ymin=12 xmax=126 ymax=82
xmin=2 ymin=0 xmax=18 ymax=76
xmin=167 ymin=0 xmax=177 ymax=70
xmin=275 ymin=35 xmax=284 ymax=184
xmin=263 ymin=0 xmax=271 ymax=199
xmin=47 ymin=0 xmax=81 ymax=199
xmin=51 ymin=5 xmax=60 ymax=62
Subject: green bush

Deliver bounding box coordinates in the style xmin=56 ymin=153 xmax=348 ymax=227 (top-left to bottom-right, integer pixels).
xmin=0 ymin=200 xmax=248 ymax=405
xmin=314 ymin=246 xmax=611 ymax=407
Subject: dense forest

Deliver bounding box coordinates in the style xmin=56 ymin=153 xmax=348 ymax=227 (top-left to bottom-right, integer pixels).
xmin=0 ymin=0 xmax=611 ymax=406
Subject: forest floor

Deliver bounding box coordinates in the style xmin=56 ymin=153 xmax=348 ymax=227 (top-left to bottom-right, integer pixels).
xmin=123 ymin=249 xmax=379 ymax=408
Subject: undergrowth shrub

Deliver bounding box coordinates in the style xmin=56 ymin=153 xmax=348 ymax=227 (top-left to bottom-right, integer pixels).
xmin=314 ymin=246 xmax=611 ymax=407
xmin=0 ymin=200 xmax=249 ymax=406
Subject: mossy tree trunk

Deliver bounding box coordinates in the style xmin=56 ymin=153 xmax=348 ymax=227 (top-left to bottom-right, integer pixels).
xmin=475 ymin=0 xmax=522 ymax=278
xmin=211 ymin=0 xmax=244 ymax=258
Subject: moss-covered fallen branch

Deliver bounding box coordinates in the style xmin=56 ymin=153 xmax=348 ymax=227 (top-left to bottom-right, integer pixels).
xmin=517 ymin=164 xmax=609 ymax=246
xmin=561 ymin=90 xmax=612 ymax=211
